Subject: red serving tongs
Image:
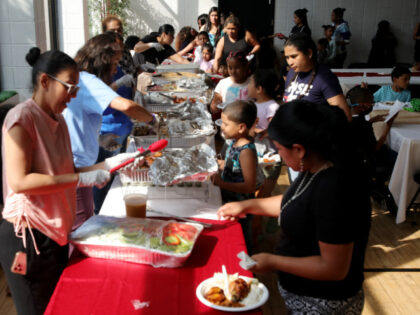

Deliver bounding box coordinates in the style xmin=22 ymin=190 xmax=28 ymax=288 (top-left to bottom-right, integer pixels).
xmin=109 ymin=139 xmax=168 ymax=174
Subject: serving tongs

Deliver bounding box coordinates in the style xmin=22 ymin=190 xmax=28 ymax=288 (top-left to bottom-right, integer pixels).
xmin=109 ymin=139 xmax=168 ymax=174
xmin=158 ymin=92 xmax=175 ymax=101
xmin=147 ymin=209 xmax=213 ymax=228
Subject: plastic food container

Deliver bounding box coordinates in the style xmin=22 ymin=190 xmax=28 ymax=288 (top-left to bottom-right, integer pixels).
xmin=70 ymin=215 xmax=203 ymax=268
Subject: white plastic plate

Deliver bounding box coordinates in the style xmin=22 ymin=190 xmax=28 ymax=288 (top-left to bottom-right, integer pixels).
xmin=196 ymin=276 xmax=269 ymax=312
xmin=258 ymin=153 xmax=281 ymax=167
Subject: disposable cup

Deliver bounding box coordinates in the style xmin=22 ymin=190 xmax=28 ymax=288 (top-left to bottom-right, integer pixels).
xmin=123 ymin=192 xmax=147 ymax=218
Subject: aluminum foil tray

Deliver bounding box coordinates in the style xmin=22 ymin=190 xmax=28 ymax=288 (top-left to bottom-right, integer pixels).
xmin=70 ymin=215 xmax=203 ymax=268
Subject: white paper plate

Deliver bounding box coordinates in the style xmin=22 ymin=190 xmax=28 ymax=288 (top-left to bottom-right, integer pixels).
xmin=258 ymin=153 xmax=281 ymax=167
xmin=196 ymin=276 xmax=269 ymax=312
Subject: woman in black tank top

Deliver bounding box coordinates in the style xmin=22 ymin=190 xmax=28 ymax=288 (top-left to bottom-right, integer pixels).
xmin=213 ymin=15 xmax=260 ymax=72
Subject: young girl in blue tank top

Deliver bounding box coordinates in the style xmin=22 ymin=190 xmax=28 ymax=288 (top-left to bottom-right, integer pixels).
xmin=211 ymin=100 xmax=258 ymax=253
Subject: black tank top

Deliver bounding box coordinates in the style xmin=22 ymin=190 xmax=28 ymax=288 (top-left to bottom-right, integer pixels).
xmin=222 ymin=34 xmax=251 ymax=62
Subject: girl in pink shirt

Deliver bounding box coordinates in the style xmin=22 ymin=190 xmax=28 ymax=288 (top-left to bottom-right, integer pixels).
xmin=0 ymin=48 xmax=112 ymax=315
xmin=200 ymin=43 xmax=215 ymax=72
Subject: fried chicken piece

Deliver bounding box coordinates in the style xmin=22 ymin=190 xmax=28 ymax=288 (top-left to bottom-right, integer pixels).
xmin=144 ymin=156 xmax=155 ymax=167
xmin=229 ymin=278 xmax=250 ymax=302
xmin=204 ymin=287 xmax=226 ymax=305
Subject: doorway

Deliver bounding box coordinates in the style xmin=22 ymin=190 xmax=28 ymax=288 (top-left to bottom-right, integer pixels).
xmin=218 ymin=0 xmax=275 ymax=38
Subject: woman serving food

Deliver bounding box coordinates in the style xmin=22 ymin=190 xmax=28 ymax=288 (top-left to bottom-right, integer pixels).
xmin=63 ymin=32 xmax=154 ymax=230
xmin=0 ymin=48 xmax=111 ymax=315
xmin=133 ymin=24 xmax=190 ymax=67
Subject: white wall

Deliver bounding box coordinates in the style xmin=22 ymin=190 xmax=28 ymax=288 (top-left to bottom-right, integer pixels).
xmin=0 ymin=0 xmax=88 ymax=100
xmin=57 ymin=0 xmax=89 ymax=58
xmin=274 ymin=0 xmax=420 ymax=67
xmin=126 ymin=0 xmax=217 ymax=39
xmin=0 ymin=0 xmax=47 ymax=101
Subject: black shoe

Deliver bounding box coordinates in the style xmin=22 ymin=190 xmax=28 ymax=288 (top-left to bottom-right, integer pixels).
xmin=384 ymin=194 xmax=397 ymax=216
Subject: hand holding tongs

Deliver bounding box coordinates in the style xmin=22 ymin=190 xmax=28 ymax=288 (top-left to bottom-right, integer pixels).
xmin=109 ymin=139 xmax=168 ymax=174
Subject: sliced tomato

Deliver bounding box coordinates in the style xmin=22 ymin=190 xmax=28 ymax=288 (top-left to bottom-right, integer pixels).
xmin=164 ymin=223 xmax=197 ymax=241
xmin=163 ymin=234 xmax=181 ymax=245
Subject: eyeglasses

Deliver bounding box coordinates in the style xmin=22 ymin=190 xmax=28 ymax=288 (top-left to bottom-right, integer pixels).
xmin=47 ymin=74 xmax=79 ymax=95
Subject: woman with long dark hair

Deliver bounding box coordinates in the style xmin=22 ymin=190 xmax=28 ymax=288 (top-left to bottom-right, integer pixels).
xmin=367 ymin=20 xmax=397 ymax=68
xmin=133 ymin=24 xmax=189 ymax=66
xmin=205 ymin=7 xmax=223 ymax=47
xmin=291 ymin=8 xmax=311 ymax=37
xmin=282 ymin=33 xmax=350 ymax=120
xmin=274 ymin=8 xmax=311 ymax=40
xmin=213 ymin=15 xmax=260 ymax=73
xmin=63 ymin=32 xmax=154 ymax=230
xmin=217 ymin=99 xmax=371 ymax=314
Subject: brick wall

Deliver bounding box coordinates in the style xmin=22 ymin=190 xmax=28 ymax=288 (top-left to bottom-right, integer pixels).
xmin=274 ymin=0 xmax=420 ymax=67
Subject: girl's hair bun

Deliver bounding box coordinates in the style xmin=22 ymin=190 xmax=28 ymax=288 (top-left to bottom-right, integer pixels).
xmin=25 ymin=47 xmax=41 ymax=67
xmin=302 ymin=8 xmax=308 ymax=13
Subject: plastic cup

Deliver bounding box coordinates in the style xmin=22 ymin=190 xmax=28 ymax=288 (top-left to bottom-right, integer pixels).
xmin=123 ymin=193 xmax=147 ymax=218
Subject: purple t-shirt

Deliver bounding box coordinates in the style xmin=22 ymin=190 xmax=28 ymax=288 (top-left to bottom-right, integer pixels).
xmin=283 ymin=65 xmax=343 ymax=104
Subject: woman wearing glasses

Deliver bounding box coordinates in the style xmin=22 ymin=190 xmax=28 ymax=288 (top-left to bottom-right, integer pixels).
xmin=0 ymin=47 xmax=111 ymax=314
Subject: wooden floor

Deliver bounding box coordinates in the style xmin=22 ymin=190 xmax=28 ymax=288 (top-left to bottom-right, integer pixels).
xmin=255 ymin=169 xmax=420 ymax=315
xmin=1 ymin=170 xmax=420 ymax=314
xmin=0 ymin=266 xmax=16 ymax=315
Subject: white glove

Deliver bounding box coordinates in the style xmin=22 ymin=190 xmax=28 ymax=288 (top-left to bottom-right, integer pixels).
xmin=246 ymin=54 xmax=254 ymax=62
xmin=148 ymin=42 xmax=164 ymax=52
xmin=120 ymin=157 xmax=145 ymax=171
xmin=237 ymin=251 xmax=257 ymax=270
xmin=98 ymin=133 xmax=122 ymax=152
xmin=104 ymin=152 xmax=140 ymax=171
xmin=115 ymin=74 xmax=135 ymax=89
xmin=78 ymin=170 xmax=110 ymax=188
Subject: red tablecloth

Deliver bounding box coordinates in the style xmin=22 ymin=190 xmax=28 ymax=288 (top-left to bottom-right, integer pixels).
xmin=45 ymin=220 xmax=262 ymax=315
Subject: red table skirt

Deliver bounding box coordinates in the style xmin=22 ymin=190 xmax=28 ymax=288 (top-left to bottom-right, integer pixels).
xmin=45 ymin=220 xmax=263 ymax=315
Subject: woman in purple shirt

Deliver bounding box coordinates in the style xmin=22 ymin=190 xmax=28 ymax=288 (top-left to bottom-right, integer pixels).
xmin=282 ymin=33 xmax=351 ymax=121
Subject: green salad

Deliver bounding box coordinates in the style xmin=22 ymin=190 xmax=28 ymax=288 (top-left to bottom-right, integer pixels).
xmin=71 ymin=216 xmax=199 ymax=255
